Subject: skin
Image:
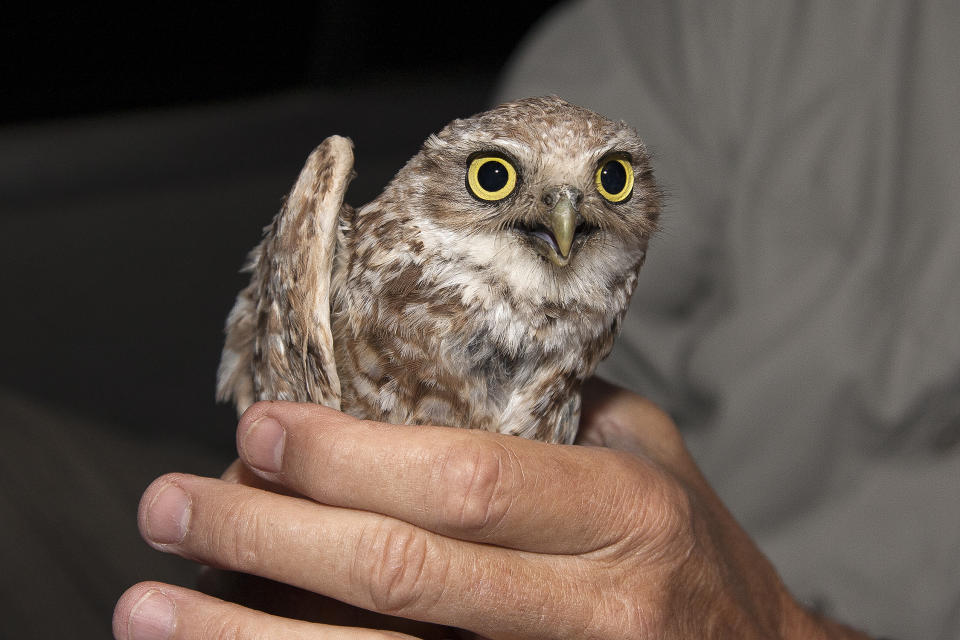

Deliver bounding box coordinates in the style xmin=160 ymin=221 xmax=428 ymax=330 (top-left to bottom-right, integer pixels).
xmin=114 ymin=379 xmax=873 ymax=639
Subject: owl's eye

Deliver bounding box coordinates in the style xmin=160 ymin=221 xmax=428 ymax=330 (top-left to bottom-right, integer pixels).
xmin=466 ymin=155 xmax=517 ymax=201
xmin=595 ymin=157 xmax=634 ymax=203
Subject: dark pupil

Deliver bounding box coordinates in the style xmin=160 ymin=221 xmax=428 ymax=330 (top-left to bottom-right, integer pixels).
xmin=477 ymin=160 xmax=508 ymax=192
xmin=601 ymin=161 xmax=627 ymax=194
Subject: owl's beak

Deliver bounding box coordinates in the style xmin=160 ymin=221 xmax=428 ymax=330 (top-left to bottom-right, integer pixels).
xmin=515 ymin=186 xmax=586 ymax=267
xmin=541 ymin=186 xmax=582 ymax=267
xmin=548 ymin=197 xmax=577 ymax=265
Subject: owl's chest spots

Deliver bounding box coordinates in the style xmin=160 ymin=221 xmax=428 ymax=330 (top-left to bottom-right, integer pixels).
xmin=333 ymin=239 xmax=616 ymax=439
xmin=337 ymin=315 xmax=537 ymax=423
xmin=465 ymin=330 xmax=521 ymax=384
xmin=335 ymin=281 xmax=570 ymax=427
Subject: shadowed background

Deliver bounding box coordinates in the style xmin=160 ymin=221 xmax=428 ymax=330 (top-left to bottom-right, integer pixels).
xmin=0 ymin=4 xmax=560 ymax=637
xmin=1 ymin=3 xmax=561 ymax=449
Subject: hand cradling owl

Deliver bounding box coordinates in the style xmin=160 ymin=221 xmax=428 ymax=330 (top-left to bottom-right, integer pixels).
xmin=218 ymin=97 xmax=660 ymax=444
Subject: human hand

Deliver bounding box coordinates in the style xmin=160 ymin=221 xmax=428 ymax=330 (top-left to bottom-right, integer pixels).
xmin=114 ymin=379 xmax=870 ymax=639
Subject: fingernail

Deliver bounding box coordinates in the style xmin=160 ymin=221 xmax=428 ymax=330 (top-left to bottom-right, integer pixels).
xmin=240 ymin=416 xmax=285 ymax=473
xmin=145 ymin=482 xmax=191 ymax=545
xmin=128 ymin=589 xmax=175 ymax=640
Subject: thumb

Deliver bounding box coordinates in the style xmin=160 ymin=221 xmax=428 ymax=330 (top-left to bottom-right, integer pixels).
xmin=577 ymin=377 xmax=691 ymax=473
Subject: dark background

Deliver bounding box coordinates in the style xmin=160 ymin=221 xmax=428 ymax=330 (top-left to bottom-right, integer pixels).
xmin=0 ymin=7 xmax=562 ymax=634
xmin=1 ymin=4 xmax=559 ymax=123
xmin=0 ymin=3 xmax=561 ymax=451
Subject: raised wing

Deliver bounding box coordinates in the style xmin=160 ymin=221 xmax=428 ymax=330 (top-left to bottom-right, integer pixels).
xmin=217 ymin=135 xmax=354 ymax=414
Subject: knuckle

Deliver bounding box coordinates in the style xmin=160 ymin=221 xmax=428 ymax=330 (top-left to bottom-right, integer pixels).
xmin=205 ymin=615 xmax=246 ymax=640
xmin=203 ymin=612 xmax=274 ymax=640
xmin=613 ymin=595 xmax=670 ymax=639
xmin=353 ymin=521 xmax=439 ymax=615
xmin=598 ymin=454 xmax=696 ymax=562
xmin=438 ymin=442 xmax=518 ymax=536
xmin=586 ymin=565 xmax=672 ymax=637
xmin=656 ymin=477 xmax=696 ymax=540
xmin=634 ymin=476 xmax=697 ymax=562
xmin=207 ymin=494 xmax=270 ymax=573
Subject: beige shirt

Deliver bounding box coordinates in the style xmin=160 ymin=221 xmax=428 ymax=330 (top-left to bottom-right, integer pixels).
xmin=496 ymin=2 xmax=960 ymax=638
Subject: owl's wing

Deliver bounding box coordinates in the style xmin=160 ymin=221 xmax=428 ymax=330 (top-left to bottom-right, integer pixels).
xmin=217 ymin=136 xmax=355 ymax=414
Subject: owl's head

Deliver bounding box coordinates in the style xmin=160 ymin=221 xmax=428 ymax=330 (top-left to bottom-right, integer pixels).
xmin=375 ymin=96 xmax=660 ymax=307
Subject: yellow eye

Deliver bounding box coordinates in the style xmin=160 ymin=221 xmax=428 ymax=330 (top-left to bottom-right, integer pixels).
xmin=466 ymin=155 xmax=517 ymax=201
xmin=595 ymin=156 xmax=634 ymax=202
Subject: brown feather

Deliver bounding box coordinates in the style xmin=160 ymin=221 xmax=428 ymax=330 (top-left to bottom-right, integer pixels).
xmin=219 ymin=97 xmax=660 ymax=444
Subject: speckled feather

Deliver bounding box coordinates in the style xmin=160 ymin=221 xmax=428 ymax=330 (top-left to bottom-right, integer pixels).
xmin=218 ymin=97 xmax=660 ymax=444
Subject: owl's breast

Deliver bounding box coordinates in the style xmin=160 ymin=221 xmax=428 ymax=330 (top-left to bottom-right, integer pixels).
xmin=333 ymin=264 xmax=618 ymax=443
xmin=331 ymin=213 xmax=633 ymax=442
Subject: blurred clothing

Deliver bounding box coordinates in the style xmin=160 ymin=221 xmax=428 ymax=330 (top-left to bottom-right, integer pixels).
xmin=497 ymin=2 xmax=960 ymax=637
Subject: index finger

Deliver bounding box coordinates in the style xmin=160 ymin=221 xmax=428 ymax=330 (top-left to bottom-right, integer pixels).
xmin=235 ymin=401 xmax=666 ymax=555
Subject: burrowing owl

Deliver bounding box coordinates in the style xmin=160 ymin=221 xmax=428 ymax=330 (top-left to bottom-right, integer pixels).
xmin=217 ymin=96 xmax=660 ymax=444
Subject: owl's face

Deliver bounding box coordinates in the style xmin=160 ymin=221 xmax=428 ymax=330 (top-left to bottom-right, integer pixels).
xmin=373 ymin=96 xmax=660 ymax=307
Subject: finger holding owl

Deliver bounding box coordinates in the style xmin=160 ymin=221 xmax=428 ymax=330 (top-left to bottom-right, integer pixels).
xmin=120 ymin=388 xmax=875 ymax=639
xmin=218 ymin=96 xmax=660 ymax=443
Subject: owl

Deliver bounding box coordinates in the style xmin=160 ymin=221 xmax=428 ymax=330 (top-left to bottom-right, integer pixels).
xmin=217 ymin=96 xmax=660 ymax=444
